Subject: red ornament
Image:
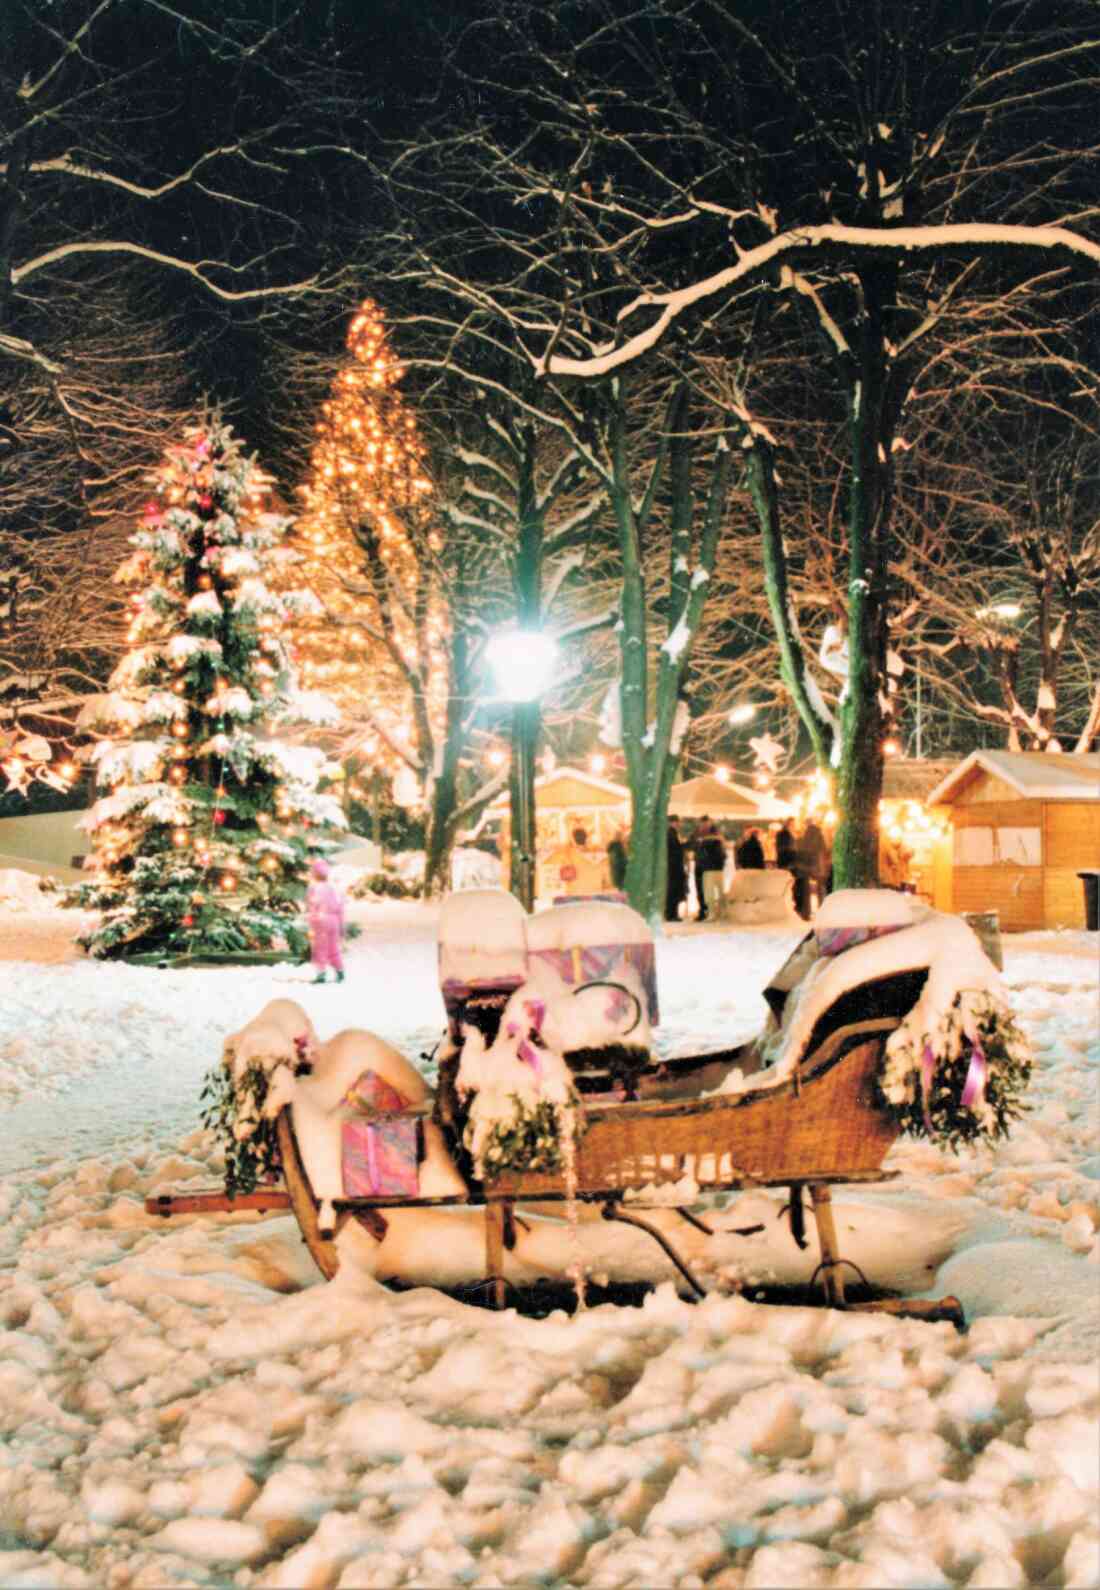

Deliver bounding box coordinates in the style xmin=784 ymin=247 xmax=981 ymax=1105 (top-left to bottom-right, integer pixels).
xmin=213 ymin=809 xmax=226 ymax=825
xmin=198 ymin=493 xmax=213 ymax=510
xmin=182 ymin=914 xmax=194 ymax=927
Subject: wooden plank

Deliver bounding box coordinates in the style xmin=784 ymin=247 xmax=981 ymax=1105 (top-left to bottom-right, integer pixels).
xmin=145 ymin=1187 xmax=291 ymax=1217
xmin=485 ymin=1202 xmax=507 ymax=1309
xmin=810 ymin=1184 xmax=846 ymax=1305
xmin=1044 ymin=804 xmax=1100 ymax=868
xmin=951 ymin=799 xmax=1043 ymax=825
xmin=952 ymin=868 xmax=1043 ymax=931
xmin=275 ymin=1111 xmax=341 ymax=1280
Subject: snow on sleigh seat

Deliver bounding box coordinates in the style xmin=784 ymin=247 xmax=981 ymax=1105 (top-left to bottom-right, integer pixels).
xmin=524 ymin=898 xmax=659 ymax=1097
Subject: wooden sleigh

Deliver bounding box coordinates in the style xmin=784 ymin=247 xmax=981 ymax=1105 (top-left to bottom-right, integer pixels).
xmin=148 ymin=894 xmax=964 ymax=1328
xmin=270 ymin=990 xmax=962 ymax=1327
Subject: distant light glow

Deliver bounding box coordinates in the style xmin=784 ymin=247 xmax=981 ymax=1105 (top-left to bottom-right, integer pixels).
xmin=729 ymin=703 xmax=757 ymax=725
xmin=486 ymin=628 xmax=558 ymax=702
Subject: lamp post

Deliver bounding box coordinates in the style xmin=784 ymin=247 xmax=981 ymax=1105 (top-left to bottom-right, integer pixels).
xmin=485 ymin=627 xmax=558 ymax=911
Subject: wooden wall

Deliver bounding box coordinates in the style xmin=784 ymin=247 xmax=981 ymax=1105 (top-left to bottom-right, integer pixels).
xmin=1045 ymin=802 xmax=1100 ymax=929
xmin=947 ymin=792 xmax=1099 ymax=930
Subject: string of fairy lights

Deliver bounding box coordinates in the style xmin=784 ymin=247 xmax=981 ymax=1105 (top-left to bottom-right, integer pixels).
xmin=289 ymin=300 xmax=448 ymax=804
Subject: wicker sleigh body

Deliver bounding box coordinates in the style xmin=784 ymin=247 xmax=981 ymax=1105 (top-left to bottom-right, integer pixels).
xmin=270 ymin=1006 xmax=961 ymax=1326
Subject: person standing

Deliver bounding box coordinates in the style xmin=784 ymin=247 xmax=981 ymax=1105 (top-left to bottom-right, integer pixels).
xmin=607 ymin=825 xmax=629 ymax=891
xmin=306 ymin=858 xmax=346 ymax=984
xmin=797 ymin=817 xmax=830 ymax=917
xmin=665 ymin=816 xmax=687 ymax=921
xmin=775 ymin=817 xmax=798 ymax=874
xmin=734 ymin=826 xmax=765 ymax=870
xmin=700 ymin=820 xmax=728 ymax=921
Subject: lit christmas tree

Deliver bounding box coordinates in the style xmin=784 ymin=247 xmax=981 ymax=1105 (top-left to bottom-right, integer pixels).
xmin=289 ymin=299 xmax=448 ymax=809
xmin=75 ymin=417 xmax=345 ymax=961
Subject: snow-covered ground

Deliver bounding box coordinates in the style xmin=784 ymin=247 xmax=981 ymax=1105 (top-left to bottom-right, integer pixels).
xmin=0 ymin=887 xmax=1097 ymax=1589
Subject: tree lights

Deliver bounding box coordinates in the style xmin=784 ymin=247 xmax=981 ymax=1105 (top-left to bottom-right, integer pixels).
xmin=72 ymin=417 xmax=345 ymax=960
xmin=283 ymin=299 xmax=448 ymax=805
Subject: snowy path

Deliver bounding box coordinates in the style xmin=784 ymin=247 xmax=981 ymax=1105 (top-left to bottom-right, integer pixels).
xmin=0 ymin=894 xmax=1097 ymax=1589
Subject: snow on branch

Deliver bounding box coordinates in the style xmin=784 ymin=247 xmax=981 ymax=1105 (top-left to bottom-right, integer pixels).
xmin=542 ymin=223 xmax=1100 ymax=379
xmin=13 ymin=241 xmax=324 ymax=302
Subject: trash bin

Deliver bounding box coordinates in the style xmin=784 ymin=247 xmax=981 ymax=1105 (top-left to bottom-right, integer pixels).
xmin=1078 ymin=871 xmax=1100 ymax=932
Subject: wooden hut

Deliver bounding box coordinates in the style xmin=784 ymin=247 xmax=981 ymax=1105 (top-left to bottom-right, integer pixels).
xmin=485 ymin=766 xmax=630 ymax=900
xmin=926 ymin=750 xmax=1100 ymax=930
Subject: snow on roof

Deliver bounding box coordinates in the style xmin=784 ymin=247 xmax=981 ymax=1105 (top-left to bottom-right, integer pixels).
xmin=926 ymin=750 xmax=1100 ymax=806
xmin=669 ymin=774 xmax=793 ymax=819
xmin=881 ymin=758 xmax=959 ymax=802
xmin=487 ymin=765 xmax=629 ymax=810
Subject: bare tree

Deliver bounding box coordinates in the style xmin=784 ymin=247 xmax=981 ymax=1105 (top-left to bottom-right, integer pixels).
xmin=0 ymin=273 xmax=202 ymax=738
xmin=441 ymin=0 xmax=1100 ymax=885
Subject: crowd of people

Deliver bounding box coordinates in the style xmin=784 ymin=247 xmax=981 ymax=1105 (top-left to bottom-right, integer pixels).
xmin=665 ymin=813 xmax=833 ymax=922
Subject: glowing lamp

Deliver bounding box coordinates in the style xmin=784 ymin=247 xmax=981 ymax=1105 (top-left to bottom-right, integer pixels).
xmin=485 ymin=628 xmax=558 ymax=703
xmin=715 ymin=765 xmax=731 ymax=782
xmin=883 ymin=737 xmax=901 ymax=757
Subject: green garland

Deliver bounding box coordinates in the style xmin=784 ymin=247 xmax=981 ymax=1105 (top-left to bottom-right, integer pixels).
xmin=466 ymin=1095 xmax=584 ymax=1177
xmin=875 ymin=991 xmax=1033 ymax=1151
xmin=199 ymin=1055 xmax=281 ymax=1197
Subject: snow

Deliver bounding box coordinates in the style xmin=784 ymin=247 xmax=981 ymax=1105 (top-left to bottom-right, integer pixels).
xmin=927 ymin=749 xmax=1100 ymax=805
xmin=544 ymin=221 xmax=1100 ymax=379
xmin=0 ymin=886 xmax=1097 ymax=1587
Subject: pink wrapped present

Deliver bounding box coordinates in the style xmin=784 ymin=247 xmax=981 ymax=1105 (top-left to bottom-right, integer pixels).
xmin=815 ymin=923 xmax=907 ymax=958
xmin=341 ymin=1070 xmax=419 ymax=1198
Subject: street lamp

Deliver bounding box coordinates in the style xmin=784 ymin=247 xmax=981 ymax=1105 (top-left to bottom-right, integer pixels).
xmin=485 ymin=627 xmax=558 ymax=911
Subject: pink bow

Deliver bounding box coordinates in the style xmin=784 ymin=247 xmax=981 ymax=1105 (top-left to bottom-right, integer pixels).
xmin=959 ymin=1040 xmax=988 ymax=1111
xmin=920 ymin=1042 xmax=937 ymax=1132
xmin=507 ymin=999 xmax=547 ymax=1082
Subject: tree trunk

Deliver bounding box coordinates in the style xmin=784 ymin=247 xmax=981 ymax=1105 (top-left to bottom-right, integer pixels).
xmin=506 ymin=425 xmax=544 ymax=911
xmin=746 ymin=440 xmax=834 ymax=768
xmin=833 ymin=273 xmax=895 ymax=889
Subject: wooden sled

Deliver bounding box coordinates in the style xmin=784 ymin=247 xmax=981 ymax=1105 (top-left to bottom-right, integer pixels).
xmin=270 ymin=1004 xmax=964 ymax=1330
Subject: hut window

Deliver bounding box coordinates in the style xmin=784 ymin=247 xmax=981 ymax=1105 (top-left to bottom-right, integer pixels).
xmin=954 ymin=825 xmax=1040 ymax=866
xmin=995 ymin=827 xmax=1041 ymax=865
xmin=955 ymin=827 xmax=994 ymax=865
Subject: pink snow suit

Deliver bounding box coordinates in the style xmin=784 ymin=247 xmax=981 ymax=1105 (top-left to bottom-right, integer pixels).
xmin=306 ymin=860 xmax=345 ymax=974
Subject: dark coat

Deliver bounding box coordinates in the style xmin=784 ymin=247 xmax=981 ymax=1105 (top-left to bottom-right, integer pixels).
xmin=666 ymin=826 xmax=686 ymax=890
xmin=735 ymin=833 xmax=765 ymax=870
xmin=608 ymin=837 xmax=628 ymax=889
xmin=696 ymin=831 xmax=727 ymax=873
xmin=775 ymin=826 xmax=797 ymax=870
xmin=798 ymin=821 xmax=830 ymax=880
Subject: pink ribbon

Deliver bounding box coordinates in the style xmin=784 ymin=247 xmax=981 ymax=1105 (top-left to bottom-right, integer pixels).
xmin=508 ymin=998 xmax=547 ymax=1082
xmin=959 ymin=1041 xmax=988 ymax=1111
xmin=920 ymin=1042 xmax=937 ymax=1132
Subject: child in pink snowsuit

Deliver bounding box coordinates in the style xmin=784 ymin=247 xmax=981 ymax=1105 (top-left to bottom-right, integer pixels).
xmin=306 ymin=859 xmax=346 ymax=983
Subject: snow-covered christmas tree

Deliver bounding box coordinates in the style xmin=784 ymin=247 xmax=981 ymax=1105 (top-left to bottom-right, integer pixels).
xmin=75 ymin=417 xmax=345 ymax=961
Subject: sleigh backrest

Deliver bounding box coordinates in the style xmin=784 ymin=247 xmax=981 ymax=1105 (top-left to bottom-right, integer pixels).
xmin=525 ymin=898 xmax=659 ymax=1026
xmin=438 ymin=888 xmax=528 ymax=1045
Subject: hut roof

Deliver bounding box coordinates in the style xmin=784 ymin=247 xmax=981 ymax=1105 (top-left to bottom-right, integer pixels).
xmin=926 ymin=750 xmax=1100 ymax=807
xmin=487 ymin=766 xmax=630 ymax=810
xmin=668 ymin=774 xmax=793 ymax=820
xmin=880 ymin=758 xmax=959 ymax=802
